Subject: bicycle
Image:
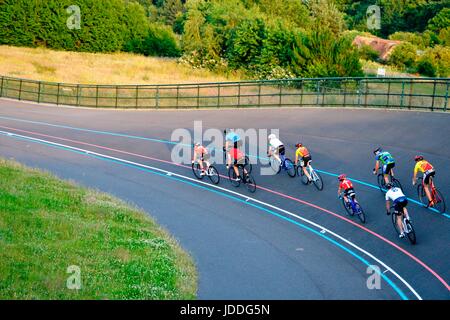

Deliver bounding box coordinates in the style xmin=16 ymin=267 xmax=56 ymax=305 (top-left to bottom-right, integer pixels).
xmin=296 ymin=160 xmax=324 ymax=191
xmin=376 ymin=167 xmax=402 ymax=193
xmin=417 ymin=176 xmax=446 ymax=213
xmin=192 ymin=160 xmax=220 ymax=184
xmin=268 ymin=153 xmax=296 ymax=177
xmin=228 ymin=163 xmax=257 ymax=193
xmin=390 ymin=206 xmax=416 ymax=245
xmin=340 ymin=192 xmax=366 ymax=223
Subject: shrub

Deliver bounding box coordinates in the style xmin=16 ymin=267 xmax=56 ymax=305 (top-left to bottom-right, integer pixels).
xmin=417 ymin=46 xmax=450 ymax=77
xmin=358 ymin=45 xmax=380 ymax=62
xmin=388 ymin=42 xmax=418 ymax=70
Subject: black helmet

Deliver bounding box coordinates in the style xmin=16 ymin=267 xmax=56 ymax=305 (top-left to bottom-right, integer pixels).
xmin=386 ymin=182 xmax=393 ymax=189
xmin=414 ymin=155 xmax=424 ymax=162
xmin=373 ymin=147 xmax=382 ymax=155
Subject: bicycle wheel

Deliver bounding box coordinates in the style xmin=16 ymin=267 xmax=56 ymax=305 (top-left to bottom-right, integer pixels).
xmin=433 ymin=188 xmax=446 ymax=213
xmin=228 ymin=166 xmax=240 ymax=187
xmin=377 ymin=174 xmax=386 ymax=193
xmin=342 ymin=197 xmax=354 ymax=216
xmin=417 ymin=183 xmax=428 ymax=206
xmin=392 ymin=177 xmax=403 ymax=190
xmin=297 ymin=166 xmax=309 ymax=185
xmin=245 ymin=174 xmax=257 ymax=193
xmin=355 ymin=203 xmax=366 ymax=224
xmin=192 ymin=163 xmax=204 ymax=180
xmin=269 ymin=156 xmax=281 ymax=174
xmin=284 ymin=158 xmax=296 ymax=178
xmin=207 ymin=166 xmax=220 ymax=185
xmin=405 ymin=220 xmax=416 ymax=245
xmin=391 ymin=212 xmax=402 ymax=235
xmin=312 ymin=170 xmax=324 ymax=191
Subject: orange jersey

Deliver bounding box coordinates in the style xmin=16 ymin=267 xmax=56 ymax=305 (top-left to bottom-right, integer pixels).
xmin=295 ymin=146 xmax=310 ymax=158
xmin=339 ymin=179 xmax=353 ymax=190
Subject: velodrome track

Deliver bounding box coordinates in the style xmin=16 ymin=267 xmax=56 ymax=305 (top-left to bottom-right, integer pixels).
xmin=0 ymin=99 xmax=449 ymax=300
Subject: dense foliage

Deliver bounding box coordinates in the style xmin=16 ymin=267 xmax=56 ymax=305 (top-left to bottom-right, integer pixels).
xmin=0 ymin=0 xmax=449 ymax=78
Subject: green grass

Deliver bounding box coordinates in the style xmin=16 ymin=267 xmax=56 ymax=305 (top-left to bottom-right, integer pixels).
xmin=0 ymin=159 xmax=197 ymax=299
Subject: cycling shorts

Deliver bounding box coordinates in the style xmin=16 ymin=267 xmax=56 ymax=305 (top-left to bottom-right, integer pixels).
xmin=233 ymin=157 xmax=246 ymax=166
xmin=382 ymin=162 xmax=395 ymax=175
xmin=300 ymin=155 xmax=312 ymax=167
xmin=394 ymin=197 xmax=408 ymax=215
xmin=423 ymin=169 xmax=435 ymax=185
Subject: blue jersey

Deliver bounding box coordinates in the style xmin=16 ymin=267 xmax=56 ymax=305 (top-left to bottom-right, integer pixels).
xmin=226 ymin=132 xmax=240 ymax=143
xmin=376 ymin=151 xmax=395 ymax=165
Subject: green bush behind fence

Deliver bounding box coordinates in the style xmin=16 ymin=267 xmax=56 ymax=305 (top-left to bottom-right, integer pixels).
xmin=0 ymin=76 xmax=448 ymax=111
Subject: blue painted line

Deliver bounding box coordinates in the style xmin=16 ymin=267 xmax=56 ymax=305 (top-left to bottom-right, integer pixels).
xmin=0 ymin=130 xmax=409 ymax=300
xmin=0 ymin=115 xmax=445 ymax=216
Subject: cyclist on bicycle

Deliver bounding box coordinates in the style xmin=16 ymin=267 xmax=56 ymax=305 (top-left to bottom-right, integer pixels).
xmin=224 ymin=129 xmax=241 ymax=169
xmin=385 ymin=183 xmax=410 ymax=238
xmin=230 ymin=146 xmax=248 ymax=182
xmin=373 ymin=147 xmax=396 ymax=185
xmin=337 ymin=174 xmax=357 ymax=206
xmin=192 ymin=142 xmax=210 ymax=176
xmin=267 ymin=133 xmax=285 ymax=164
xmin=412 ymin=155 xmax=436 ymax=207
xmin=295 ymin=142 xmax=312 ymax=182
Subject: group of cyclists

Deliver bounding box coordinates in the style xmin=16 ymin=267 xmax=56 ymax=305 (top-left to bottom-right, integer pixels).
xmin=192 ymin=130 xmax=438 ymax=239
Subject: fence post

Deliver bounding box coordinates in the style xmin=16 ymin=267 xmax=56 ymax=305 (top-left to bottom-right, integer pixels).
xmin=316 ymin=80 xmax=320 ymax=106
xmin=364 ymin=80 xmax=368 ymax=108
xmin=258 ymin=82 xmax=262 ymax=107
xmin=176 ymin=86 xmax=179 ymax=109
xmin=115 ymin=86 xmax=118 ymax=108
xmin=134 ymin=86 xmax=138 ymax=109
xmin=76 ymin=85 xmax=80 ymax=107
xmin=37 ymin=81 xmax=42 ymax=103
xmin=400 ymin=81 xmax=405 ymax=109
xmin=357 ymin=80 xmax=362 ymax=107
xmin=279 ymin=82 xmax=282 ymax=108
xmin=431 ymin=80 xmax=437 ymax=111
xmin=57 ymin=83 xmax=60 ymax=105
xmin=342 ymin=80 xmax=347 ymax=107
xmin=408 ymin=80 xmax=413 ymax=108
xmin=300 ymin=80 xmax=304 ymax=106
xmin=197 ymin=85 xmax=200 ymax=109
xmin=0 ymin=76 xmax=3 ymax=97
xmin=238 ymin=82 xmax=241 ymax=108
xmin=444 ymin=81 xmax=449 ymax=112
xmin=217 ymin=84 xmax=220 ymax=109
xmin=156 ymin=86 xmax=159 ymax=109
xmin=18 ymin=79 xmax=23 ymax=100
xmin=96 ymin=86 xmax=99 ymax=108
xmin=321 ymin=80 xmax=325 ymax=107
xmin=386 ymin=80 xmax=391 ymax=108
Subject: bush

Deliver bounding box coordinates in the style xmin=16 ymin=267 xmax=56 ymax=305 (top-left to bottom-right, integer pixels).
xmin=417 ymin=46 xmax=450 ymax=77
xmin=358 ymin=45 xmax=380 ymax=62
xmin=427 ymin=8 xmax=450 ymax=34
xmin=389 ymin=32 xmax=427 ymax=49
xmin=0 ymin=0 xmax=149 ymax=53
xmin=388 ymin=42 xmax=418 ymax=70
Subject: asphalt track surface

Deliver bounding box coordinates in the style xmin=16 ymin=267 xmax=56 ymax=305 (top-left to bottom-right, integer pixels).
xmin=0 ymin=99 xmax=449 ymax=300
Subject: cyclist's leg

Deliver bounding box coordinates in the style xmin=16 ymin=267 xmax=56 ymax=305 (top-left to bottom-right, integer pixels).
xmin=304 ymin=160 xmax=312 ymax=181
xmin=397 ymin=213 xmax=404 ymax=235
xmin=423 ymin=174 xmax=433 ymax=204
xmin=383 ymin=164 xmax=390 ymax=184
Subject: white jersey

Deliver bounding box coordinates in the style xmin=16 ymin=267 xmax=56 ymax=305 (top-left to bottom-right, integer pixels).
xmin=269 ymin=138 xmax=283 ymax=149
xmin=385 ymin=187 xmax=406 ymax=202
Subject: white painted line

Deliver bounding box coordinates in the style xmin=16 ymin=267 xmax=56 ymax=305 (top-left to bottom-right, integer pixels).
xmin=0 ymin=130 xmax=422 ymax=300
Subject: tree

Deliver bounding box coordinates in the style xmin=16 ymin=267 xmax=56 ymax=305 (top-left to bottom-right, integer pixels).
xmin=161 ymin=0 xmax=184 ymax=26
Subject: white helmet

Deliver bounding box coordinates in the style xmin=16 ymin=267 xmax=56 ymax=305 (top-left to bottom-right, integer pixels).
xmin=268 ymin=133 xmax=276 ymax=141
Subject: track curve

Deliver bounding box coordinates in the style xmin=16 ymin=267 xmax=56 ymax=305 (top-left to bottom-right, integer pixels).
xmin=0 ymin=99 xmax=449 ymax=299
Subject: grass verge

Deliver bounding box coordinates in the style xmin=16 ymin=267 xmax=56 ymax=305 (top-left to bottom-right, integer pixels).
xmin=0 ymin=159 xmax=197 ymax=299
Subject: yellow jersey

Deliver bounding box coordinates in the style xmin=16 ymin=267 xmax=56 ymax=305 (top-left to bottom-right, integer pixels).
xmin=414 ymin=160 xmax=433 ymax=175
xmin=295 ymin=146 xmax=310 ymax=158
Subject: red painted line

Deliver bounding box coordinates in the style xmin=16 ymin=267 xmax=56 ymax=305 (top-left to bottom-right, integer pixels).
xmin=1 ymin=124 xmax=448 ymax=291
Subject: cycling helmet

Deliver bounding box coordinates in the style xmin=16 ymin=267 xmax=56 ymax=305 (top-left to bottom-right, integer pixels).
xmin=295 ymin=143 xmax=303 ymax=148
xmin=268 ymin=133 xmax=276 ymax=141
xmin=414 ymin=155 xmax=424 ymax=162
xmin=373 ymin=147 xmax=382 ymax=155
xmin=338 ymin=174 xmax=346 ymax=181
xmin=194 ymin=142 xmax=201 ymax=147
xmin=386 ymin=182 xmax=393 ymax=189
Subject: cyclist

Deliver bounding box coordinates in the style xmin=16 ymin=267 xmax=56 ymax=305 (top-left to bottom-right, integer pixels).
xmin=230 ymin=145 xmax=248 ymax=182
xmin=295 ymin=142 xmax=312 ymax=182
xmin=267 ymin=133 xmax=285 ymax=166
xmin=192 ymin=142 xmax=210 ymax=176
xmin=373 ymin=147 xmax=396 ymax=185
xmin=385 ymin=183 xmax=410 ymax=238
xmin=337 ymin=174 xmax=357 ymax=206
xmin=412 ymin=155 xmax=436 ymax=207
xmin=224 ymin=129 xmax=241 ymax=169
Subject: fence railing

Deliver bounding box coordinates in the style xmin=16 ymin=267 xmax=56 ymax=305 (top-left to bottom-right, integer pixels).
xmin=0 ymin=76 xmax=449 ymax=111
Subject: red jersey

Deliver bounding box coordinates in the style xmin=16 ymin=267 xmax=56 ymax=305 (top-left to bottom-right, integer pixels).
xmin=339 ymin=179 xmax=353 ymax=190
xmin=230 ymin=148 xmax=244 ymax=160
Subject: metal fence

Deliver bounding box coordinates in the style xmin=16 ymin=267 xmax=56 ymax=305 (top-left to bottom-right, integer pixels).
xmin=0 ymin=76 xmax=449 ymax=111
